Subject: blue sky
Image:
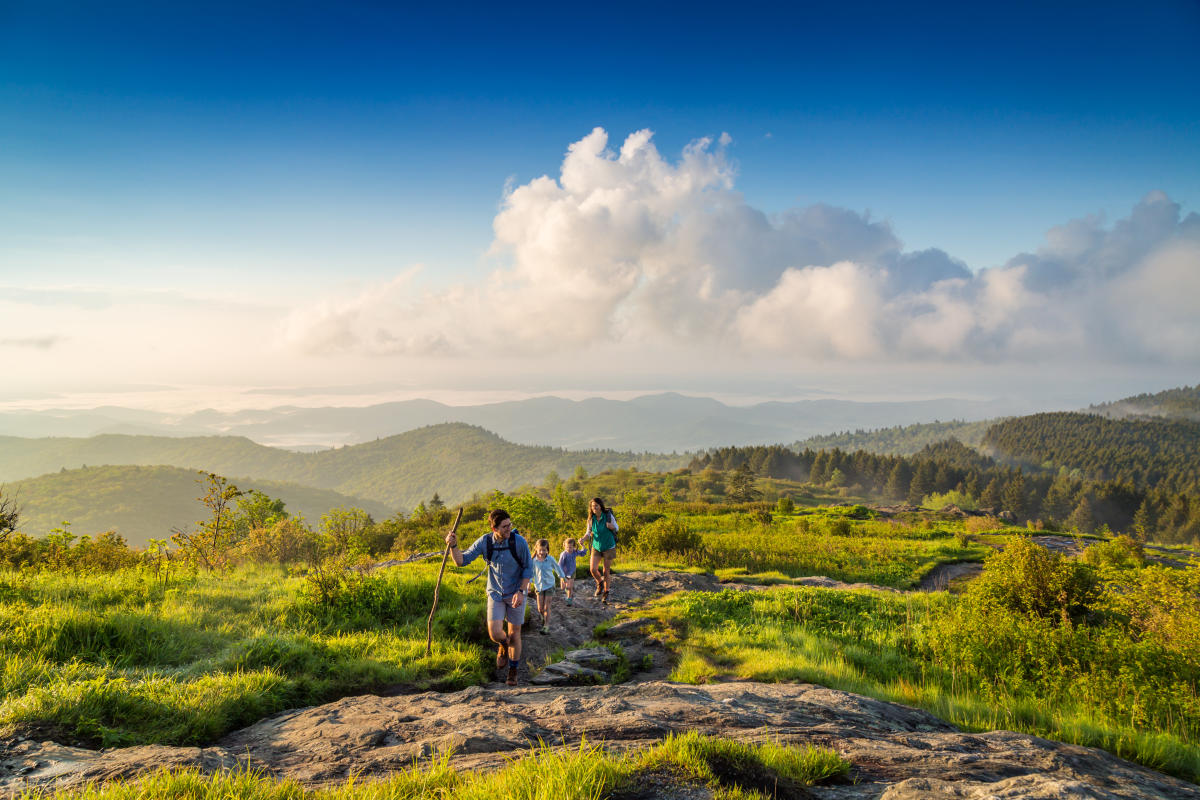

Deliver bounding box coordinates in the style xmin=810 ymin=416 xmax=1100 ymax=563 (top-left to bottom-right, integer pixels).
xmin=1 ymin=0 xmax=1198 ymax=410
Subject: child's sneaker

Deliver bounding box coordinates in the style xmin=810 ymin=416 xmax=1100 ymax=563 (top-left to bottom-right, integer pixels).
xmin=566 ymin=596 xmax=573 ymax=605
xmin=539 ymin=626 xmax=549 ymax=635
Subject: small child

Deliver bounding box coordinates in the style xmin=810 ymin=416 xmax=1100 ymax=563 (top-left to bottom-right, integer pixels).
xmin=558 ymin=537 xmax=585 ymax=605
xmin=530 ymin=538 xmax=566 ymax=635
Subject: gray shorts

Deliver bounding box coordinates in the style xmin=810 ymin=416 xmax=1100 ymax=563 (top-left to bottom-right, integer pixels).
xmin=487 ymin=592 xmax=526 ymax=626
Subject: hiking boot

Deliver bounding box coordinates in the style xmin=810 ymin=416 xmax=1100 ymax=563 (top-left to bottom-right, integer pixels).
xmin=601 ymin=591 xmax=609 ymax=605
xmin=594 ymin=582 xmax=603 ymax=597
xmin=506 ymin=666 xmax=519 ymax=686
xmin=496 ymin=643 xmax=509 ymax=670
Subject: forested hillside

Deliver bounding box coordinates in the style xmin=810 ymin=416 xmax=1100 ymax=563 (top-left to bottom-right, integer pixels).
xmin=1089 ymin=384 xmax=1200 ymax=422
xmin=0 ymin=424 xmax=688 ymax=510
xmin=796 ymin=419 xmax=993 ymax=455
xmin=693 ymin=437 xmax=1200 ymax=544
xmin=982 ymin=412 xmax=1200 ymax=495
xmin=10 ymin=465 xmax=395 ymax=545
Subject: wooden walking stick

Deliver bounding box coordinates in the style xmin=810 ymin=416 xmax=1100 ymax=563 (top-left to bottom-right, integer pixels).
xmin=426 ymin=507 xmax=463 ymax=657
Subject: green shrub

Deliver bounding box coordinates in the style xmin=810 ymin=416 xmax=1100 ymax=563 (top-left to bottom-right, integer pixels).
xmin=970 ymin=536 xmax=1098 ymax=622
xmin=636 ymin=518 xmax=707 ymax=563
xmin=1082 ymin=535 xmax=1146 ymax=570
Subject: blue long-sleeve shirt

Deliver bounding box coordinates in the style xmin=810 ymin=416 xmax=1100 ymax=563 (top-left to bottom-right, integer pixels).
xmin=459 ymin=531 xmax=533 ymax=600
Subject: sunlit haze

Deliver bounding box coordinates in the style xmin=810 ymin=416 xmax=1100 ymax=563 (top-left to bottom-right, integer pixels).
xmin=3 ymin=1 xmax=1198 ymax=417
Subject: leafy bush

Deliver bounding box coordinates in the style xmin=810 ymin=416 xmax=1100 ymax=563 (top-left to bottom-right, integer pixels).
xmin=964 ymin=516 xmax=1004 ymax=534
xmin=825 ymin=517 xmax=854 ymax=537
xmin=969 ymin=536 xmax=1098 ymax=621
xmin=1082 ymin=535 xmax=1146 ymax=570
xmin=636 ymin=518 xmax=707 ymax=563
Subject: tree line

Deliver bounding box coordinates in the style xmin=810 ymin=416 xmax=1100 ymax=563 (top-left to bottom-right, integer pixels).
xmin=691 ymin=439 xmax=1200 ymax=544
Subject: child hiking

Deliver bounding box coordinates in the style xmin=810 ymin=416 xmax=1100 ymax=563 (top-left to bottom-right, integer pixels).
xmin=582 ymin=497 xmax=618 ymax=604
xmin=530 ymin=538 xmax=566 ymax=634
xmin=444 ymin=508 xmax=532 ymax=686
xmin=558 ymin=537 xmax=585 ymax=604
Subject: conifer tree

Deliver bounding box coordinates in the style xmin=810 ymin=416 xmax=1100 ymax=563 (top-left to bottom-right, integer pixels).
xmin=1043 ymin=473 xmax=1076 ymax=524
xmin=907 ymin=460 xmax=936 ymax=505
xmin=1003 ymin=472 xmax=1028 ymax=521
xmin=884 ymin=462 xmax=911 ymax=502
xmin=1132 ymin=499 xmax=1153 ymax=542
xmin=980 ymin=477 xmax=1003 ymax=510
xmin=1068 ymin=495 xmax=1096 ymax=534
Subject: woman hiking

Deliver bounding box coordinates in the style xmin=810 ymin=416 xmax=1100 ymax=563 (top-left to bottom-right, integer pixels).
xmin=582 ymin=497 xmax=618 ymax=604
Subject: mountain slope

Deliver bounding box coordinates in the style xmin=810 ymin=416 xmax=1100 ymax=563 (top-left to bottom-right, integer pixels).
xmin=10 ymin=465 xmax=395 ymax=546
xmin=1089 ymin=384 xmax=1200 ymax=422
xmin=796 ymin=419 xmax=994 ymax=455
xmin=982 ymin=412 xmax=1200 ymax=494
xmin=0 ymin=424 xmax=688 ymax=510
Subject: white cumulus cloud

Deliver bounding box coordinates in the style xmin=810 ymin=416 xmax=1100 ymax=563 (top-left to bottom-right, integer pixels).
xmin=282 ymin=129 xmax=1200 ymax=367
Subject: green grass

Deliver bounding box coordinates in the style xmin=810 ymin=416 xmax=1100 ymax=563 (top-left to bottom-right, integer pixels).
xmin=19 ymin=732 xmax=849 ymax=800
xmin=0 ymin=564 xmax=490 ymax=747
xmin=625 ymin=507 xmax=991 ymax=588
xmin=626 ymin=585 xmax=1200 ymax=783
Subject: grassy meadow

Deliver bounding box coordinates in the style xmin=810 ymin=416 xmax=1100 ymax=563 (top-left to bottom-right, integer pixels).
xmin=0 ymin=563 xmax=489 ymax=747
xmin=615 ymin=537 xmax=1200 ymax=782
xmin=1 ymin=465 xmax=1197 ymax=793
xmin=627 ymin=505 xmax=990 ymax=587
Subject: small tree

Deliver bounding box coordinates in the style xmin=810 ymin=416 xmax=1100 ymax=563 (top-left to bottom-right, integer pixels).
xmin=828 ymin=468 xmax=847 ymax=489
xmin=1003 ymin=472 xmax=1028 ymax=521
xmin=321 ymin=507 xmax=375 ymax=556
xmin=553 ymin=483 xmax=585 ymax=524
xmin=171 ymin=472 xmax=244 ymax=570
xmin=1131 ymin=499 xmax=1153 ymax=543
xmin=726 ymin=463 xmax=761 ymax=503
xmin=884 ymin=462 xmax=911 ymax=502
xmin=622 ymin=488 xmax=649 ymax=522
xmin=0 ymin=486 xmax=19 ymax=542
xmin=980 ymin=477 xmax=1003 ymax=510
xmin=508 ymin=492 xmax=556 ymax=538
xmin=1068 ymin=495 xmax=1096 ymax=535
xmin=232 ymin=490 xmax=287 ymax=537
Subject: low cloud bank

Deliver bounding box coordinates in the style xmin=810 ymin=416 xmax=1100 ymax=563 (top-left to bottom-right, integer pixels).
xmin=284 ymin=128 xmax=1200 ymax=365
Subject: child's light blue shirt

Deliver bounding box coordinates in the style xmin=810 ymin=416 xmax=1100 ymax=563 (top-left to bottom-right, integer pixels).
xmin=530 ymin=554 xmax=566 ymax=592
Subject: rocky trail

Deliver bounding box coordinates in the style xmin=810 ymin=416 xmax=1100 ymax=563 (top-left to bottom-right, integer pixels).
xmin=2 ymin=569 xmax=1197 ymax=799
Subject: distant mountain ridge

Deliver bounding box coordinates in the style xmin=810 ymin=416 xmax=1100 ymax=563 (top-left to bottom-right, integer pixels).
xmin=0 ymin=393 xmax=1020 ymax=451
xmin=0 ymin=423 xmax=687 ymax=510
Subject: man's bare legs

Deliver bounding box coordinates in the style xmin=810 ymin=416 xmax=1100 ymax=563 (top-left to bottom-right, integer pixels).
xmin=487 ymin=618 xmax=522 ymax=662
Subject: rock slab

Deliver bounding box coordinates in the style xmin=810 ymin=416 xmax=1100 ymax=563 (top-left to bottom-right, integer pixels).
xmin=3 ymin=681 xmax=1196 ymax=799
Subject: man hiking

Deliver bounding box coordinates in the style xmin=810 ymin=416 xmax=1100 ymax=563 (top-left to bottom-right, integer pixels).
xmin=445 ymin=508 xmax=532 ymax=686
